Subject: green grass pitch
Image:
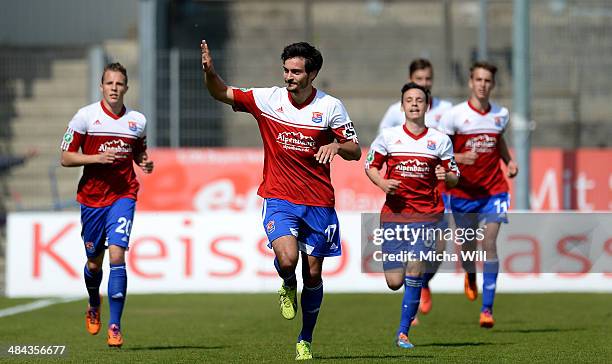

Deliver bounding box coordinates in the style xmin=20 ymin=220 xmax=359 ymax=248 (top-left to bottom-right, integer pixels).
xmin=0 ymin=293 xmax=610 ymax=363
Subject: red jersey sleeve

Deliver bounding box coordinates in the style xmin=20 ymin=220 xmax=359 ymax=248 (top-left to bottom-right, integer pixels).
xmin=365 ymin=133 xmax=388 ymax=170
xmin=61 ymin=109 xmax=88 ymax=152
xmin=232 ymin=88 xmax=258 ymax=114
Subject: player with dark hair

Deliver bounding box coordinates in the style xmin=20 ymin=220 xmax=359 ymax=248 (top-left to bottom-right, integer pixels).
xmin=439 ymin=61 xmax=518 ymax=328
xmin=201 ymin=40 xmax=360 ymax=360
xmin=61 ymin=62 xmax=154 ymax=347
xmin=366 ymin=82 xmax=459 ymax=348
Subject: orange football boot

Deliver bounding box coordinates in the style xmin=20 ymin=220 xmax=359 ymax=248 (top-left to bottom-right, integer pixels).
xmin=107 ymin=324 xmax=124 ymax=348
xmin=479 ymin=309 xmax=495 ymax=328
xmin=464 ymin=273 xmax=478 ymax=301
xmin=419 ymin=287 xmax=432 ymax=314
xmin=85 ymin=299 xmax=101 ymax=335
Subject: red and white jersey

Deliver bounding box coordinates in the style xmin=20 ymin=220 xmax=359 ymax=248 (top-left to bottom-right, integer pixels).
xmin=61 ymin=101 xmax=147 ymax=207
xmin=438 ymin=100 xmax=509 ymax=199
xmin=233 ymin=86 xmax=359 ymax=207
xmin=378 ymin=97 xmax=453 ymax=132
xmin=366 ymin=125 xmax=458 ymax=216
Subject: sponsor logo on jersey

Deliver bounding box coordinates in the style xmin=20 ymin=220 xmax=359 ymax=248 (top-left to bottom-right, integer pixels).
xmin=466 ymin=134 xmax=497 ymax=153
xmin=311 ymin=111 xmax=323 ymax=123
xmin=396 ymin=159 xmax=430 ymax=178
xmin=266 ymin=220 xmax=275 ymax=234
xmin=98 ymin=139 xmax=132 ymax=154
xmin=94 ymin=119 xmax=101 ymax=125
xmin=128 ymin=121 xmax=138 ymax=131
xmin=276 ymin=131 xmax=316 ymax=152
xmin=464 ymin=119 xmax=470 ymax=124
xmin=427 ymin=140 xmax=437 ymax=150
xmin=435 ymin=114 xmax=442 ymax=122
xmin=276 ymin=106 xmax=284 ymax=113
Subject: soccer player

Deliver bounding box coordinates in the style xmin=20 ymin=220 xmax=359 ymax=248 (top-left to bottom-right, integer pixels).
xmin=378 ymin=58 xmax=452 ymax=132
xmin=200 ymin=40 xmax=360 ymax=360
xmin=379 ymin=59 xmax=454 ymax=317
xmin=365 ymin=82 xmax=459 ymax=348
xmin=60 ymin=63 xmax=154 ymax=347
xmin=438 ymin=61 xmax=518 ymax=328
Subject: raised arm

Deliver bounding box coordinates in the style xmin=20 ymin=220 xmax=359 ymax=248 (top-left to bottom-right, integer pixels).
xmin=201 ymin=40 xmax=235 ymax=106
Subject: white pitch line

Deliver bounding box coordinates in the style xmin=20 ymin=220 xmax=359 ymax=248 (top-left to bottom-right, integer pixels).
xmin=0 ymin=297 xmax=80 ymax=318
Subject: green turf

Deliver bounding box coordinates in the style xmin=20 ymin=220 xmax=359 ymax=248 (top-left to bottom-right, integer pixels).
xmin=0 ymin=293 xmax=610 ymax=363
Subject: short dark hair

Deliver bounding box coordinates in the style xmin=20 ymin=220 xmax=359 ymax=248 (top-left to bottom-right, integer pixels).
xmin=409 ymin=58 xmax=433 ymax=77
xmin=281 ymin=42 xmax=323 ymax=73
xmin=102 ymin=62 xmax=128 ymax=84
xmin=401 ymin=82 xmax=430 ymax=104
xmin=470 ymin=61 xmax=497 ymax=80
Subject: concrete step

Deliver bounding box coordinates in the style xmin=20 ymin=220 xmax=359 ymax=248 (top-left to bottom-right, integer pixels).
xmin=14 ymin=77 xmax=88 ymax=98
xmin=14 ymin=98 xmax=85 ymax=116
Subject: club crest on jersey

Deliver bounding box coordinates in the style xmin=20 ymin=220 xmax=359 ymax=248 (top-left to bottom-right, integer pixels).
xmin=85 ymin=241 xmax=95 ymax=253
xmin=128 ymin=121 xmax=138 ymax=131
xmin=266 ymin=220 xmax=275 ymax=234
xmin=311 ymin=112 xmax=323 ymax=123
xmin=427 ymin=140 xmax=437 ymax=150
xmin=494 ymin=117 xmax=502 ymax=127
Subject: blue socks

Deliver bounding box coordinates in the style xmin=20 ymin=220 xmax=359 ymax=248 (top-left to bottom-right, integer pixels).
xmin=274 ymin=257 xmax=297 ymax=288
xmin=108 ymin=263 xmax=127 ymax=328
xmin=84 ymin=265 xmax=102 ymax=307
xmin=482 ymin=260 xmax=499 ymax=313
xmin=398 ymin=276 xmax=422 ymax=336
xmin=298 ymin=281 xmax=323 ymax=343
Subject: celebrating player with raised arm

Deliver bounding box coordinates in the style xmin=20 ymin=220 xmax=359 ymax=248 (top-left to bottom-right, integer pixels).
xmin=438 ymin=61 xmax=518 ymax=328
xmin=201 ymin=40 xmax=360 ymax=360
xmin=60 ymin=63 xmax=154 ymax=348
xmin=366 ymin=82 xmax=459 ymax=349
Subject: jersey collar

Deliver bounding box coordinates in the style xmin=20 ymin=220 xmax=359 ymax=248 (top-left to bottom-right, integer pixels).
xmin=403 ymin=125 xmax=428 ymax=140
xmin=287 ymin=87 xmax=317 ymax=110
xmin=100 ymin=100 xmax=126 ymax=120
xmin=467 ymin=99 xmax=491 ymax=116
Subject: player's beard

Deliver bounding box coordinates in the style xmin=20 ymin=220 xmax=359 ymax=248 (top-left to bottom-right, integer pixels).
xmin=286 ymin=79 xmax=308 ymax=94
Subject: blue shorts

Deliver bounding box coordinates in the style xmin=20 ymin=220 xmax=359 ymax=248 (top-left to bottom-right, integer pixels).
xmin=442 ymin=193 xmax=452 ymax=213
xmin=80 ymin=197 xmax=136 ymax=258
xmin=450 ymin=192 xmax=510 ymax=228
xmin=262 ymin=198 xmax=341 ymax=257
xmin=381 ymin=219 xmax=448 ymax=271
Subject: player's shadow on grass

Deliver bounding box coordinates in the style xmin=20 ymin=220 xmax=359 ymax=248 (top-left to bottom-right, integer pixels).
xmin=318 ymin=354 xmax=434 ymax=360
xmin=493 ymin=328 xmax=585 ymax=334
xmin=418 ymin=342 xmax=497 ymax=348
xmin=125 ymin=345 xmax=226 ymax=351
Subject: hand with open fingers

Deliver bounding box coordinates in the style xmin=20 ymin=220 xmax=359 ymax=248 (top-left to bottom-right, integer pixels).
xmin=379 ymin=178 xmax=401 ymax=195
xmin=315 ymin=142 xmax=340 ymax=164
xmin=435 ymin=165 xmax=447 ymax=181
xmin=97 ymin=149 xmax=117 ymax=164
xmin=201 ymin=40 xmax=214 ymax=72
xmin=507 ymin=160 xmax=518 ymax=178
